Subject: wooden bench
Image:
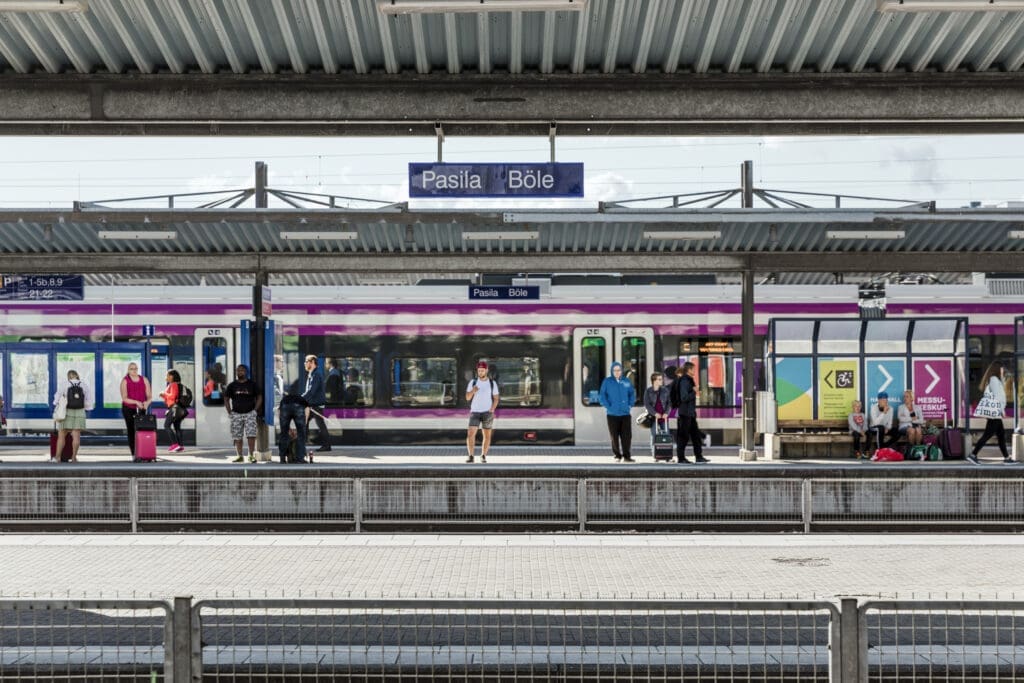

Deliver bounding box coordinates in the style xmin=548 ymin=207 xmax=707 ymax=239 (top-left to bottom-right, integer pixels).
xmin=768 ymin=419 xmax=906 ymax=459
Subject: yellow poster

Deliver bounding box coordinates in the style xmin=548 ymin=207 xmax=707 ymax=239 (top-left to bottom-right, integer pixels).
xmin=818 ymin=358 xmax=858 ymax=420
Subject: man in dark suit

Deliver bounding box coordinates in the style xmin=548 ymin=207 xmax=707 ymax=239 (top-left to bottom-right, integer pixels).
xmin=301 ymin=355 xmax=331 ymax=452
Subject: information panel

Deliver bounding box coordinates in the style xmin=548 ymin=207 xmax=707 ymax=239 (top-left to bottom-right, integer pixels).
xmin=0 ymin=275 xmax=84 ymax=301
xmin=912 ymin=357 xmax=954 ymax=420
xmin=775 ymin=357 xmax=813 ymax=420
xmin=817 ymin=357 xmax=858 ymax=420
xmin=468 ymin=285 xmax=540 ymax=300
xmin=410 ymin=163 xmax=584 ymax=198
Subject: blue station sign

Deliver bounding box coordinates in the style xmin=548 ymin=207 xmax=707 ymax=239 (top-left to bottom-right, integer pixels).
xmin=409 ymin=162 xmax=584 ymax=198
xmin=468 ymin=285 xmax=540 ymax=301
xmin=0 ymin=274 xmax=84 ymax=301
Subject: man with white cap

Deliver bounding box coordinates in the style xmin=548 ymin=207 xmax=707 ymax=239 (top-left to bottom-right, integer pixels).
xmin=466 ymin=360 xmax=500 ymax=463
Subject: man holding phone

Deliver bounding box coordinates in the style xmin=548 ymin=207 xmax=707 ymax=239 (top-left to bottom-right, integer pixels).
xmin=869 ymin=392 xmax=898 ymax=451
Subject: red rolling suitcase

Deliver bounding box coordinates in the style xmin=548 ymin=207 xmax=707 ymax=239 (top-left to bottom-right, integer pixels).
xmin=48 ymin=432 xmax=74 ymax=462
xmin=134 ymin=430 xmax=157 ymax=462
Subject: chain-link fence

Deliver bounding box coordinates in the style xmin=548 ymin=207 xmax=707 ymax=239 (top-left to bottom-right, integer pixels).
xmin=191 ymin=599 xmax=839 ymax=682
xmin=861 ymin=601 xmax=1024 ymax=682
xmin=0 ymin=599 xmax=172 ymax=682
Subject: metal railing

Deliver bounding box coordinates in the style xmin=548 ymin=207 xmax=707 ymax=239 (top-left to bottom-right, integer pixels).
xmin=191 ymin=599 xmax=839 ymax=682
xmin=860 ymin=601 xmax=1024 ymax=682
xmin=2 ymin=475 xmax=1024 ymax=533
xmin=4 ymin=597 xmax=1024 ymax=681
xmin=0 ymin=599 xmax=173 ymax=682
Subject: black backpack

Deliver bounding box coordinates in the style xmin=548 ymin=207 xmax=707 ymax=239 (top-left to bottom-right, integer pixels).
xmin=177 ymin=383 xmax=194 ymax=409
xmin=66 ymin=382 xmax=85 ymax=410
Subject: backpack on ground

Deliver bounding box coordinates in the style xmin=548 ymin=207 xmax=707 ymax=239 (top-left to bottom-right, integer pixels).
xmin=66 ymin=382 xmax=85 ymax=410
xmin=176 ymin=383 xmax=194 ymax=409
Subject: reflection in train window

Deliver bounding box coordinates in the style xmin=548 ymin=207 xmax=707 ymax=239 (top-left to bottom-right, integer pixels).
xmin=326 ymin=357 xmax=374 ymax=407
xmin=620 ymin=337 xmax=647 ymax=406
xmin=391 ymin=357 xmax=456 ymax=407
xmin=11 ymin=352 xmax=48 ymax=408
xmin=580 ymin=337 xmax=606 ymax=406
xmin=201 ymin=337 xmax=228 ymax=407
xmin=486 ymin=357 xmax=541 ymax=407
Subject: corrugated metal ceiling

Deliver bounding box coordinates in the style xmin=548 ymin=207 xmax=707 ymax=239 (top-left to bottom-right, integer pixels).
xmin=1 ymin=209 xmax=1021 ymax=254
xmin=0 ymin=0 xmax=1021 ymax=75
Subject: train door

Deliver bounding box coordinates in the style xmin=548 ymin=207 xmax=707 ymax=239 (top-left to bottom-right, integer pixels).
xmin=572 ymin=327 xmax=655 ymax=446
xmin=193 ymin=327 xmax=237 ymax=447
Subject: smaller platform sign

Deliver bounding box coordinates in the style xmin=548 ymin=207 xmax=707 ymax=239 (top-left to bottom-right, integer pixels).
xmin=0 ymin=275 xmax=84 ymax=301
xmin=468 ymin=285 xmax=540 ymax=300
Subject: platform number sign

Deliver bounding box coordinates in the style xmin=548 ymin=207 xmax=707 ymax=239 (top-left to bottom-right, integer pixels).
xmin=142 ymin=324 xmax=155 ymax=337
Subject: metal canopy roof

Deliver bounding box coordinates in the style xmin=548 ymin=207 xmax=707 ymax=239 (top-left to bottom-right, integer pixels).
xmin=0 ymin=0 xmax=1022 ymax=135
xmin=0 ymin=205 xmax=1022 ymax=274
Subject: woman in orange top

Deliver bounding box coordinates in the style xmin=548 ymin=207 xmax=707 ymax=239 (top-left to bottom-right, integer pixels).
xmin=160 ymin=369 xmax=186 ymax=453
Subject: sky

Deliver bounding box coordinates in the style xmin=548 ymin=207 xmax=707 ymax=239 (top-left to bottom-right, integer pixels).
xmin=0 ymin=133 xmax=1022 ymax=210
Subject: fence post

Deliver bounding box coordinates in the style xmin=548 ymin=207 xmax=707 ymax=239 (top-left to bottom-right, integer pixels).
xmin=172 ymin=596 xmax=193 ymax=683
xmin=802 ymin=479 xmax=812 ymax=533
xmin=353 ymin=478 xmax=363 ymax=533
xmin=129 ymin=478 xmax=139 ymax=533
xmin=577 ymin=478 xmax=587 ymax=532
xmin=838 ymin=597 xmax=861 ymax=683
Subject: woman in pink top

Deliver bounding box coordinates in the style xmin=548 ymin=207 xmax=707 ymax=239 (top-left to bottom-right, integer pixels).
xmin=120 ymin=362 xmax=151 ymax=457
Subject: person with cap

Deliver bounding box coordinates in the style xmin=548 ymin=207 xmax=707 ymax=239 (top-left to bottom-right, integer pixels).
xmin=465 ymin=360 xmax=500 ymax=463
xmin=869 ymin=391 xmax=897 ymax=453
xmin=599 ymin=360 xmax=636 ymax=462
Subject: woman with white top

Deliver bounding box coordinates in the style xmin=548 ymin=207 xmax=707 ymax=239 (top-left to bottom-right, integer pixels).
xmin=897 ymin=389 xmax=925 ymax=446
xmin=52 ymin=369 xmax=94 ymax=463
xmin=968 ymin=361 xmax=1011 ymax=464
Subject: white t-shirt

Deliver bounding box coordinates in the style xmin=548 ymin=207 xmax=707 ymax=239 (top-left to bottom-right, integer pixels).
xmin=467 ymin=378 xmax=499 ymax=413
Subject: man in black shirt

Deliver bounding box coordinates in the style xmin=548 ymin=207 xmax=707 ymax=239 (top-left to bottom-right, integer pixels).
xmin=225 ymin=364 xmax=263 ymax=463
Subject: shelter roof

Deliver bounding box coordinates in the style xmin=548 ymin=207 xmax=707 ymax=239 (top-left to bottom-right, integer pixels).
xmin=0 ymin=204 xmax=1021 ymax=275
xmin=0 ymin=0 xmax=1022 ymax=134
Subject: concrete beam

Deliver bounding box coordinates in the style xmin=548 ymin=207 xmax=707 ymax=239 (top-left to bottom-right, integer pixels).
xmin=1 ymin=72 xmax=1024 ymax=136
xmin=0 ymin=251 xmax=1018 ymax=275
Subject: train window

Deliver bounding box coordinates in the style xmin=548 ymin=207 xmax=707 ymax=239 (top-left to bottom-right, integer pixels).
xmin=620 ymin=337 xmax=647 ymax=405
xmin=391 ymin=357 xmax=456 ymax=408
xmin=580 ymin=337 xmax=606 ymax=406
xmin=10 ymin=352 xmax=49 ymax=408
xmin=56 ymin=352 xmax=95 ymax=407
xmin=486 ymin=357 xmax=541 ymax=407
xmin=679 ymin=338 xmax=739 ymax=407
xmin=201 ymin=338 xmax=228 ymax=406
xmin=325 ymin=357 xmax=373 ymax=407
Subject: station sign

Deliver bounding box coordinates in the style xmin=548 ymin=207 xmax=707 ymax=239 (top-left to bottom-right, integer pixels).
xmin=409 ymin=162 xmax=584 ymax=198
xmin=865 ymin=358 xmax=906 ymax=410
xmin=0 ymin=274 xmax=84 ymax=301
xmin=912 ymin=358 xmax=954 ymax=420
xmin=468 ymin=285 xmax=540 ymax=300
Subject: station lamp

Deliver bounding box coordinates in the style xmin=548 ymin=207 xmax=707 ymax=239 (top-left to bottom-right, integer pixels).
xmin=97 ymin=230 xmax=177 ymax=240
xmin=462 ymin=230 xmax=539 ymax=240
xmin=0 ymin=0 xmax=87 ymax=11
xmin=378 ymin=0 xmax=585 ymax=14
xmin=878 ymin=1 xmax=1024 ymax=10
xmin=826 ymin=230 xmax=906 ymax=240
xmin=642 ymin=230 xmax=721 ymax=240
xmin=279 ymin=231 xmax=359 ymax=241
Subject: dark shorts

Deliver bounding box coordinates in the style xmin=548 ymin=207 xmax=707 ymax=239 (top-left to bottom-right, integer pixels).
xmin=469 ymin=411 xmax=494 ymax=429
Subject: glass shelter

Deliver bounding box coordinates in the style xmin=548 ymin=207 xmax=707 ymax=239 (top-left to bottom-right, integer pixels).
xmin=765 ymin=318 xmax=969 ymax=429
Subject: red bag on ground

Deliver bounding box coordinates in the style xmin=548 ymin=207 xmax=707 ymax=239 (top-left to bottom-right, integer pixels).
xmin=871 ymin=447 xmax=904 ymax=462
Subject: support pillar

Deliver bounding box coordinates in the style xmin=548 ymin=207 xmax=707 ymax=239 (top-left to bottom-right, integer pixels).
xmin=739 ymin=161 xmax=757 ymax=460
xmin=253 ymin=161 xmax=271 ymax=459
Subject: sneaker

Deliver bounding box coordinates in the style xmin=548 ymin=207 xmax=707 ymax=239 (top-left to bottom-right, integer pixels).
xmin=480 ymin=455 xmax=487 ymax=463
xmin=622 ymin=456 xmax=635 ymax=463
xmin=49 ymin=458 xmax=57 ymax=463
xmin=176 ymin=447 xmax=184 ymax=453
xmin=168 ymin=445 xmax=177 ymax=452
xmin=1004 ymin=457 xmax=1017 ymax=464
xmin=316 ymin=445 xmax=331 ymax=452
xmin=677 ymin=456 xmax=691 ymax=464
xmin=248 ymin=454 xmax=257 ymax=463
xmin=466 ymin=456 xmax=474 ymax=463
xmin=170 ymin=444 xmax=183 ymax=453
xmin=695 ymin=456 xmax=710 ymax=464
xmin=613 ymin=455 xmax=622 ymax=462
xmin=966 ymin=453 xmax=980 ymax=465
xmin=232 ymin=455 xmax=244 ymax=462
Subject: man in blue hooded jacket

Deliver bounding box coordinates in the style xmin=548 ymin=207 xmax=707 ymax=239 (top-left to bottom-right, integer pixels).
xmin=599 ymin=361 xmax=636 ymax=462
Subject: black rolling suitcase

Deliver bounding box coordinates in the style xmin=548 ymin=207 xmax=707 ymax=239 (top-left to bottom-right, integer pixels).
xmin=652 ymin=420 xmax=674 ymax=461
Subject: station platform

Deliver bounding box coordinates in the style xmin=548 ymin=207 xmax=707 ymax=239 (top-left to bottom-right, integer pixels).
xmin=0 ymin=443 xmax=1017 ymax=466
xmin=1 ymin=532 xmax=1021 ymax=601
